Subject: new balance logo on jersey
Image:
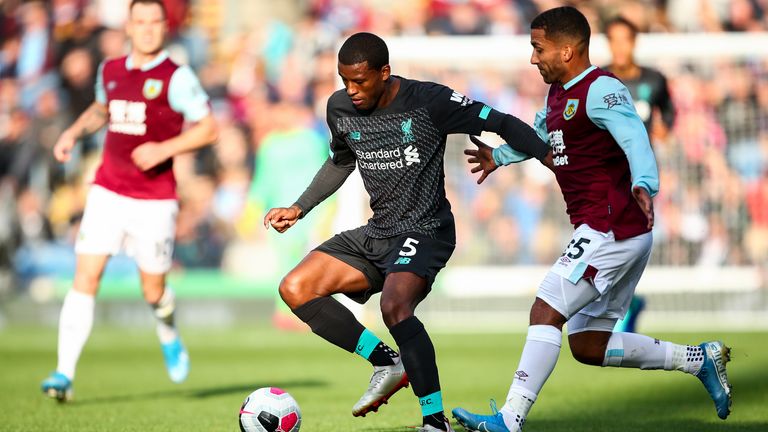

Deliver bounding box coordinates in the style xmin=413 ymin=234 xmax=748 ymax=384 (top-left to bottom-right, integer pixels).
xmin=549 ymin=129 xmax=569 ymax=166
xmin=349 ymin=131 xmax=361 ymax=140
xmin=404 ymin=145 xmax=420 ymax=166
xmin=394 ymin=257 xmax=411 ymax=265
xmin=450 ymin=91 xmax=474 ymax=106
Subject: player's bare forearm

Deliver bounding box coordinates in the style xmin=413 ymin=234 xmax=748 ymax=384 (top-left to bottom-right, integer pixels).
xmin=67 ymin=102 xmax=108 ymax=139
xmin=160 ymin=114 xmax=218 ymax=158
xmin=54 ymin=102 xmax=107 ymax=162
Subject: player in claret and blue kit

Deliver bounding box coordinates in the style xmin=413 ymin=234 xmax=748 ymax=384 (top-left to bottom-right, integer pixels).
xmin=452 ymin=7 xmax=732 ymax=432
xmin=41 ymin=0 xmax=217 ymax=401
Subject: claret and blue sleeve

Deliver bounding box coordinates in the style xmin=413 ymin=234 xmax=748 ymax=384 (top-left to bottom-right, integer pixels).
xmin=586 ymin=76 xmax=660 ymax=196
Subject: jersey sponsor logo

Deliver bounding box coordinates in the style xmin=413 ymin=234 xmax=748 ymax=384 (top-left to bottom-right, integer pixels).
xmin=404 ymin=145 xmax=420 ymax=166
xmin=349 ymin=131 xmax=361 ymax=140
xmin=549 ymin=129 xmax=568 ymax=166
xmin=143 ymin=79 xmax=163 ymax=100
xmin=450 ymin=90 xmax=474 ymax=106
xmin=108 ymin=99 xmax=147 ymax=136
xmin=401 ymin=118 xmax=416 ymax=143
xmin=394 ymin=257 xmax=412 ymax=265
xmin=563 ymin=98 xmax=579 ymax=120
xmin=354 ymin=145 xmax=421 ymax=170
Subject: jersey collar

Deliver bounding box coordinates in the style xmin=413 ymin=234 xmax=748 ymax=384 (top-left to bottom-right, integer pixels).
xmin=125 ymin=50 xmax=169 ymax=72
xmin=563 ymin=65 xmax=597 ymax=91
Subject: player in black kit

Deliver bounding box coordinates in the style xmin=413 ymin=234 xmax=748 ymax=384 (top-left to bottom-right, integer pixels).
xmin=264 ymin=32 xmax=551 ymax=432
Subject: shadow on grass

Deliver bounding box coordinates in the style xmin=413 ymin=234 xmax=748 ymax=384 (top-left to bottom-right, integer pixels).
xmin=71 ymin=379 xmax=327 ymax=406
xmin=446 ymin=364 xmax=768 ymax=432
xmin=360 ymin=426 xmax=425 ymax=431
xmin=527 ymin=419 xmax=768 ymax=432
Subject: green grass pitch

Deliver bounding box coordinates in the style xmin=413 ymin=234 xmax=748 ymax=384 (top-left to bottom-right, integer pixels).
xmin=1 ymin=326 xmax=766 ymax=431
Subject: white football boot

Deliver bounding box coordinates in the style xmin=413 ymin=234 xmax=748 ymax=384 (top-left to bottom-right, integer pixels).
xmin=352 ymin=361 xmax=409 ymax=417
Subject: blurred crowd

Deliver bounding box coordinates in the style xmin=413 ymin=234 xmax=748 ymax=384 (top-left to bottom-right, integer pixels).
xmin=1 ymin=0 xmax=767 ymax=295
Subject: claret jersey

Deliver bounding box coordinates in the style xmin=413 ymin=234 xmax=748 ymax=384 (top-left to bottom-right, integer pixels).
xmin=534 ymin=66 xmax=659 ymax=240
xmin=93 ymin=51 xmax=210 ymax=200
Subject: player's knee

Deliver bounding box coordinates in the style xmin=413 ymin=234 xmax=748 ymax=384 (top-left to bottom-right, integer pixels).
xmin=380 ymin=298 xmax=413 ymax=328
xmin=72 ymin=274 xmax=100 ymax=296
xmin=279 ymin=272 xmax=314 ymax=309
xmin=569 ymin=341 xmax=604 ymax=366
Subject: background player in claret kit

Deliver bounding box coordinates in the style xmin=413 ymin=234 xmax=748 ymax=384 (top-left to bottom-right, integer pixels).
xmin=452 ymin=7 xmax=731 ymax=432
xmin=605 ymin=15 xmax=677 ymax=333
xmin=40 ymin=0 xmax=217 ymax=401
xmin=263 ymin=32 xmax=551 ymax=432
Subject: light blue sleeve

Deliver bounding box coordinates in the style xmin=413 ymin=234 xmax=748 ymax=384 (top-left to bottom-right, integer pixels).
xmin=168 ymin=65 xmax=211 ymax=122
xmin=492 ymin=98 xmax=548 ymax=166
xmin=586 ymin=76 xmax=659 ymax=197
xmin=94 ymin=61 xmax=106 ymax=104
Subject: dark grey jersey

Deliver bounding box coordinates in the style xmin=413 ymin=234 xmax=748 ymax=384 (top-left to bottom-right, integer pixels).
xmin=326 ymin=77 xmax=490 ymax=239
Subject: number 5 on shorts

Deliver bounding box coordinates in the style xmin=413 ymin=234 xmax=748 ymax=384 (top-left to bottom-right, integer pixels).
xmin=394 ymin=237 xmax=419 ymax=265
xmin=399 ymin=237 xmax=420 ymax=256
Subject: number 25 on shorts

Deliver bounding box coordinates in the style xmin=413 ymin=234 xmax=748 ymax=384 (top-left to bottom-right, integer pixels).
xmin=394 ymin=237 xmax=419 ymax=265
xmin=562 ymin=237 xmax=591 ymax=259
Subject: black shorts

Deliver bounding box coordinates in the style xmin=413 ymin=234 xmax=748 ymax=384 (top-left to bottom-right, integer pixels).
xmin=314 ymin=224 xmax=456 ymax=304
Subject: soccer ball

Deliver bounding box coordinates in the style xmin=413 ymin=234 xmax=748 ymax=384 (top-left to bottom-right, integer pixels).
xmin=238 ymin=387 xmax=301 ymax=432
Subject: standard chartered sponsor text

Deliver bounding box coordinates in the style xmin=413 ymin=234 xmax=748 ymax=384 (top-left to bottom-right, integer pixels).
xmin=356 ymin=147 xmax=406 ymax=170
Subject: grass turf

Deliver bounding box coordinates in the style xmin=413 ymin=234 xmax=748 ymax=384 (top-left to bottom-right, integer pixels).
xmin=1 ymin=326 xmax=766 ymax=431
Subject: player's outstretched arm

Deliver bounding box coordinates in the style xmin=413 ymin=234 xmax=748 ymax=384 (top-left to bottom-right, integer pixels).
xmin=54 ymin=102 xmax=108 ymax=163
xmin=131 ymin=114 xmax=218 ymax=171
xmin=264 ymin=205 xmax=302 ymax=233
xmin=466 ymin=135 xmax=555 ymax=184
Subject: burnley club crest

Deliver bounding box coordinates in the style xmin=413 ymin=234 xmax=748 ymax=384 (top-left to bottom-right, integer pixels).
xmin=563 ymin=98 xmax=579 ymax=120
xmin=143 ymin=79 xmax=163 ymax=100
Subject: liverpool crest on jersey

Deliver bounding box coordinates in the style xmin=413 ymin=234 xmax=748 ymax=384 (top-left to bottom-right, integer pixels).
xmin=143 ymin=79 xmax=163 ymax=100
xmin=563 ymin=98 xmax=579 ymax=120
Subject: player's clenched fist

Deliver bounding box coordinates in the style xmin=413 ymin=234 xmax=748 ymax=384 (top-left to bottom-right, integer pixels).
xmin=131 ymin=142 xmax=170 ymax=171
xmin=264 ymin=205 xmax=302 ymax=233
xmin=53 ymin=130 xmax=78 ymax=162
xmin=632 ymin=185 xmax=655 ymax=230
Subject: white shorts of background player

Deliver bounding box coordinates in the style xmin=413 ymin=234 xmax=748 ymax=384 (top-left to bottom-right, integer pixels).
xmin=75 ymin=185 xmax=178 ymax=274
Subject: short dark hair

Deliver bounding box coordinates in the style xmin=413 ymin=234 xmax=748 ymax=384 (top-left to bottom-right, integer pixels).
xmin=338 ymin=32 xmax=389 ymax=70
xmin=605 ymin=16 xmax=639 ymax=39
xmin=531 ymin=6 xmax=591 ymax=52
xmin=130 ymin=0 xmax=167 ymax=18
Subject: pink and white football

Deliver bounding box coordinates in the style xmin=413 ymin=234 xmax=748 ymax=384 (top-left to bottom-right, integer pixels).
xmin=239 ymin=387 xmax=301 ymax=432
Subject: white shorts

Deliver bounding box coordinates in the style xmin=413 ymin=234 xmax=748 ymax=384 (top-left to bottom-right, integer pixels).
xmin=75 ymin=185 xmax=178 ymax=274
xmin=536 ymin=224 xmax=653 ymax=335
